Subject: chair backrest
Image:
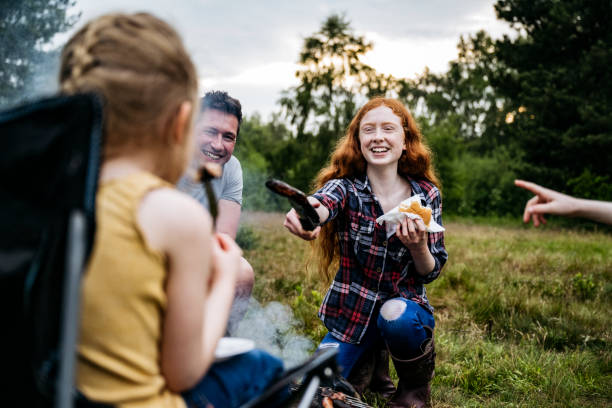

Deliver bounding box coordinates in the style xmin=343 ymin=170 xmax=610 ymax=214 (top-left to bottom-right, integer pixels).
xmin=0 ymin=94 xmax=103 ymax=407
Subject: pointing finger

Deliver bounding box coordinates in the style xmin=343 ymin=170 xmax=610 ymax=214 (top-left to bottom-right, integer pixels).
xmin=515 ymin=179 xmax=547 ymax=196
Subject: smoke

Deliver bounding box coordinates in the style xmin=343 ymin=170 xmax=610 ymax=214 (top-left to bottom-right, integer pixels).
xmin=226 ymin=165 xmax=314 ymax=369
xmin=229 ymin=298 xmax=314 ymax=369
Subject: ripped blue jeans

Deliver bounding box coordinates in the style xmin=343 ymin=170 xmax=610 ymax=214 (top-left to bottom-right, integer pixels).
xmin=318 ymin=298 xmax=435 ymax=377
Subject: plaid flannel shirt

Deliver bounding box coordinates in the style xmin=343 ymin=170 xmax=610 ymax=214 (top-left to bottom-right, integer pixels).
xmin=313 ymin=174 xmax=447 ymax=344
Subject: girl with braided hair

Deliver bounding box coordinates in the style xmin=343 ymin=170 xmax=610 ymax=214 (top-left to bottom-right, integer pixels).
xmin=62 ymin=13 xmax=285 ymax=408
xmin=284 ymin=98 xmax=448 ymax=408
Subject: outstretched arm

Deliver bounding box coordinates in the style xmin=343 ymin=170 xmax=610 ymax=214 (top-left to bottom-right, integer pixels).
xmin=515 ymin=179 xmax=612 ymax=226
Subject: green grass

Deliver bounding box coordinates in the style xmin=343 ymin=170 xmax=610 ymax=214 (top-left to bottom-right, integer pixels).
xmin=239 ymin=212 xmax=612 ymax=408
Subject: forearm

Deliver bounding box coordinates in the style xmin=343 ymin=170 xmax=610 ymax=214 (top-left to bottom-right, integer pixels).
xmin=410 ymin=245 xmax=436 ymax=276
xmin=307 ymin=196 xmax=329 ymax=224
xmin=201 ymin=276 xmax=235 ymax=362
xmin=575 ymin=198 xmax=612 ymax=225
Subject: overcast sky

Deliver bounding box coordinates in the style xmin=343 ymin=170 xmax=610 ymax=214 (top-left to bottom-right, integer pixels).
xmin=58 ymin=0 xmax=514 ymax=119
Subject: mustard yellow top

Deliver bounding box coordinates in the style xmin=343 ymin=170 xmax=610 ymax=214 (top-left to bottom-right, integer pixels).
xmin=77 ymin=172 xmax=186 ymax=408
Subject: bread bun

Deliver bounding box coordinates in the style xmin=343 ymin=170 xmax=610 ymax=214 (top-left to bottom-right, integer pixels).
xmin=399 ymin=201 xmax=432 ymax=226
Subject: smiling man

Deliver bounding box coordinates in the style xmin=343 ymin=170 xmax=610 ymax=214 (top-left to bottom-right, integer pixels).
xmin=180 ymin=91 xmax=244 ymax=236
xmin=178 ymin=91 xmax=253 ymax=333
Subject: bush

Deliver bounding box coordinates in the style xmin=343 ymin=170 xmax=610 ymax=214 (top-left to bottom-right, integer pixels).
xmin=445 ymin=148 xmax=524 ymax=216
xmin=239 ymin=163 xmax=287 ymax=212
xmin=236 ymin=225 xmax=260 ymax=250
xmin=420 ymin=117 xmax=463 ymax=206
xmin=568 ymin=169 xmax=612 ymax=201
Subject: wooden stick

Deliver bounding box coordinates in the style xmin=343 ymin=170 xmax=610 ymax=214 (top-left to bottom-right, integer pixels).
xmin=195 ymin=162 xmax=222 ymax=224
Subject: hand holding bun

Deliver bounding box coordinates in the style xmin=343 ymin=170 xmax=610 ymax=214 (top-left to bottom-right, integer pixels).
xmin=376 ymin=195 xmax=445 ymax=233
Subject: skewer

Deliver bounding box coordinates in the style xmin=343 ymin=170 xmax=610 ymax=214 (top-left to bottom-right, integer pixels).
xmin=187 ymin=162 xmax=222 ymax=224
xmin=288 ymin=384 xmax=375 ymax=408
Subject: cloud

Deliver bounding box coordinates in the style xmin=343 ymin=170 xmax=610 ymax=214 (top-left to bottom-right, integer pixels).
xmin=201 ymin=61 xmax=299 ymax=88
xmin=361 ymin=32 xmax=458 ymax=77
xmin=43 ymin=0 xmax=514 ymax=118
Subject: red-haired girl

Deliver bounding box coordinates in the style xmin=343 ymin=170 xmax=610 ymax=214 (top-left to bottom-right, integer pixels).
xmin=284 ymin=97 xmax=448 ymax=408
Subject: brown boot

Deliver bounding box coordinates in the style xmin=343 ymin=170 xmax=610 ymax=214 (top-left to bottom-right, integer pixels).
xmin=388 ymin=326 xmax=435 ymax=408
xmin=346 ymin=347 xmax=375 ymax=395
xmin=368 ymin=347 xmax=396 ymax=399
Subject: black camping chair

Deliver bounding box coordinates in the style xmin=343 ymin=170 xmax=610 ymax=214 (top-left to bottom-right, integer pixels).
xmin=241 ymin=347 xmax=336 ymax=408
xmin=241 ymin=347 xmax=368 ymax=408
xmin=0 ymin=93 xmax=103 ymax=408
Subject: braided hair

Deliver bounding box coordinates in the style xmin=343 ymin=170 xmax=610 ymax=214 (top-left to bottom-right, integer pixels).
xmin=59 ymin=13 xmax=198 ymax=182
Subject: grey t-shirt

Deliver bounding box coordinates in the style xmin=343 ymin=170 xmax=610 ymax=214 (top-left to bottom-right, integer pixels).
xmin=178 ymin=155 xmax=243 ymax=210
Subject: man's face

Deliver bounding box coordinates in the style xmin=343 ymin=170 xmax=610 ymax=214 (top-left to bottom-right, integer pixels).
xmin=195 ymin=108 xmax=239 ymax=166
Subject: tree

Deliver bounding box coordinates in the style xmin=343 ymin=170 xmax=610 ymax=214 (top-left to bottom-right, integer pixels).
xmin=234 ymin=113 xmax=294 ymax=211
xmin=0 ymin=0 xmax=78 ymax=108
xmin=277 ymin=14 xmax=397 ymax=191
xmin=492 ymin=0 xmax=612 ymax=200
xmin=397 ymin=0 xmax=612 ymax=212
xmin=397 ymin=31 xmax=505 ymax=142
xmin=280 ymin=14 xmax=373 ymax=138
xmin=394 ymin=31 xmax=517 ymax=214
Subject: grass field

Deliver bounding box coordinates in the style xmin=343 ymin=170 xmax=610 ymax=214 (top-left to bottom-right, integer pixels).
xmin=237 ymin=212 xmax=612 ymax=408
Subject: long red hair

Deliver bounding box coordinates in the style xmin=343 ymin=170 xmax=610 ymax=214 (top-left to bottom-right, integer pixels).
xmin=313 ymin=97 xmax=440 ymax=280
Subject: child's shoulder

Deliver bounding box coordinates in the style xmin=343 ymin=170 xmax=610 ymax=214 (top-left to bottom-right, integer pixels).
xmin=138 ymin=187 xmax=212 ymax=247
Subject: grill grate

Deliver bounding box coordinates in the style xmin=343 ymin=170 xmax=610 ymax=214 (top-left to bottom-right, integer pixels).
xmin=289 ymin=385 xmax=374 ymax=408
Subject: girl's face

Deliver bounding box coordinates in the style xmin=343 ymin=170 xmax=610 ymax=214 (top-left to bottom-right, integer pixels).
xmin=358 ymin=105 xmax=406 ymax=167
